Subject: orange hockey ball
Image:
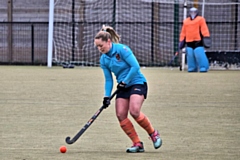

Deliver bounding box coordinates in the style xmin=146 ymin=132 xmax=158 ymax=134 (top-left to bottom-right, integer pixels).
xmin=60 ymin=146 xmax=67 ymax=153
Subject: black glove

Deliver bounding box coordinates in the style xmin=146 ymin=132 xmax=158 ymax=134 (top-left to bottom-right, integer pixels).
xmin=117 ymin=82 xmax=126 ymax=90
xmin=178 ymin=40 xmax=186 ymax=50
xmin=202 ymin=36 xmax=211 ymax=48
xmin=103 ymin=97 xmax=111 ymax=109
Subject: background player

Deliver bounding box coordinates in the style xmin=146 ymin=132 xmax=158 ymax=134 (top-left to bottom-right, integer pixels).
xmin=179 ymin=7 xmax=211 ymax=72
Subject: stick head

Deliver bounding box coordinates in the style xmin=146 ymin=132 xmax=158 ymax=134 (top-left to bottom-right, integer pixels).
xmin=65 ymin=136 xmax=73 ymax=144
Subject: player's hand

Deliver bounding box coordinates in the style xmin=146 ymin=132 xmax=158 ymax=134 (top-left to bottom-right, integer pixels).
xmin=117 ymin=82 xmax=126 ymax=90
xmin=103 ymin=97 xmax=111 ymax=109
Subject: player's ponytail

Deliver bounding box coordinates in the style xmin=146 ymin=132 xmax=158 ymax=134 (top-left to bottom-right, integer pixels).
xmin=101 ymin=25 xmax=120 ymax=43
xmin=94 ymin=25 xmax=120 ymax=43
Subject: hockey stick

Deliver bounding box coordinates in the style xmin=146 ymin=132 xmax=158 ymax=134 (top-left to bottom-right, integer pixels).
xmin=65 ymin=89 xmax=118 ymax=145
xmin=167 ymin=51 xmax=179 ymax=66
xmin=62 ymin=63 xmax=75 ymax=69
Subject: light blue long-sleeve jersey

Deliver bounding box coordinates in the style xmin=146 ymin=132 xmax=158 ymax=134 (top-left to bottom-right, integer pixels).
xmin=100 ymin=43 xmax=147 ymax=97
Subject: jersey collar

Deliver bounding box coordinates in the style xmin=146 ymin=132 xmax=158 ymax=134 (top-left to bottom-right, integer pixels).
xmin=106 ymin=43 xmax=116 ymax=57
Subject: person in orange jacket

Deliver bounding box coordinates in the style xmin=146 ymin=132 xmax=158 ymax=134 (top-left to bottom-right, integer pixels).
xmin=179 ymin=7 xmax=211 ymax=72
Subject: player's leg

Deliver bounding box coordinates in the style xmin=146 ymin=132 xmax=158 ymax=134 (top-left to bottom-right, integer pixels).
xmin=116 ymin=90 xmax=144 ymax=153
xmin=129 ymin=83 xmax=162 ymax=149
xmin=186 ymin=47 xmax=198 ymax=72
xmin=194 ymin=47 xmax=209 ymax=72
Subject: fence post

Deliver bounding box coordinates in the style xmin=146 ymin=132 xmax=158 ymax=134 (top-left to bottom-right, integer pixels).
xmin=112 ymin=0 xmax=116 ymax=29
xmin=7 ymin=0 xmax=13 ymax=63
xmin=72 ymin=0 xmax=75 ymax=62
xmin=234 ymin=0 xmax=239 ymax=50
xmin=174 ymin=0 xmax=179 ymax=56
xmin=151 ymin=2 xmax=154 ymax=65
xmin=31 ymin=24 xmax=34 ymax=64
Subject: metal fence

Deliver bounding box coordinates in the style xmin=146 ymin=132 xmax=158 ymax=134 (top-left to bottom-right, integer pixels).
xmin=0 ymin=0 xmax=239 ymax=67
xmin=0 ymin=22 xmax=48 ymax=65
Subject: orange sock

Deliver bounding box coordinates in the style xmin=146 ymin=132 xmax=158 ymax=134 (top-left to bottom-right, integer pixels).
xmin=120 ymin=118 xmax=141 ymax=144
xmin=135 ymin=112 xmax=155 ymax=135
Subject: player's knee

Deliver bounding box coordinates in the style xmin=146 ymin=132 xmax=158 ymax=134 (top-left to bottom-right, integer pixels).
xmin=129 ymin=109 xmax=140 ymax=119
xmin=116 ymin=113 xmax=127 ymax=122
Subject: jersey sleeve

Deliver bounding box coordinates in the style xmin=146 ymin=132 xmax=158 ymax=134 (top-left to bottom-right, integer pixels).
xmin=100 ymin=56 xmax=113 ymax=97
xmin=179 ymin=20 xmax=186 ymax=41
xmin=200 ymin=18 xmax=210 ymax=37
xmin=120 ymin=46 xmax=140 ymax=84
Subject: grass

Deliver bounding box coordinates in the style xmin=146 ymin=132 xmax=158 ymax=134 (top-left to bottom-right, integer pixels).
xmin=0 ymin=66 xmax=240 ymax=160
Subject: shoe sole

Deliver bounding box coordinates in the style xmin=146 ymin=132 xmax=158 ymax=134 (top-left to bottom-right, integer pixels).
xmin=126 ymin=148 xmax=145 ymax=153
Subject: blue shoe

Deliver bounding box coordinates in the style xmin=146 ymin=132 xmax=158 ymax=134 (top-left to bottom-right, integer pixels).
xmin=149 ymin=130 xmax=162 ymax=149
xmin=126 ymin=142 xmax=145 ymax=153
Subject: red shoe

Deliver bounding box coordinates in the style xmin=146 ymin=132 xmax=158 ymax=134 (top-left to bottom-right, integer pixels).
xmin=126 ymin=142 xmax=145 ymax=153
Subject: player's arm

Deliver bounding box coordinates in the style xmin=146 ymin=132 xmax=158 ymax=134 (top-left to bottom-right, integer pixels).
xmin=100 ymin=57 xmax=113 ymax=97
xmin=179 ymin=21 xmax=186 ymax=49
xmin=120 ymin=47 xmax=140 ymax=84
xmin=200 ymin=18 xmax=210 ymax=37
xmin=200 ymin=18 xmax=211 ymax=48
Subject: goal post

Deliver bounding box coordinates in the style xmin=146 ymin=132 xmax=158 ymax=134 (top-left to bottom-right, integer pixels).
xmin=181 ymin=0 xmax=188 ymax=71
xmin=47 ymin=0 xmax=54 ymax=68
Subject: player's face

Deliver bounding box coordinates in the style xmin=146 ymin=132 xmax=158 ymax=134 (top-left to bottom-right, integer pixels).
xmin=190 ymin=11 xmax=197 ymax=19
xmin=94 ymin=38 xmax=111 ymax=54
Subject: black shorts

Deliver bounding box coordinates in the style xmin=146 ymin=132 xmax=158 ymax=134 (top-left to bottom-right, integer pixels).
xmin=116 ymin=82 xmax=148 ymax=99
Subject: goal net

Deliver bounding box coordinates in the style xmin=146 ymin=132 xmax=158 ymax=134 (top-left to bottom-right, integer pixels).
xmin=51 ymin=0 xmax=240 ymax=69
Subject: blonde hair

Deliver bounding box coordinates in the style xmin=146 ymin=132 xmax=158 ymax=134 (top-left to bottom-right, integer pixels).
xmin=94 ymin=25 xmax=120 ymax=43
